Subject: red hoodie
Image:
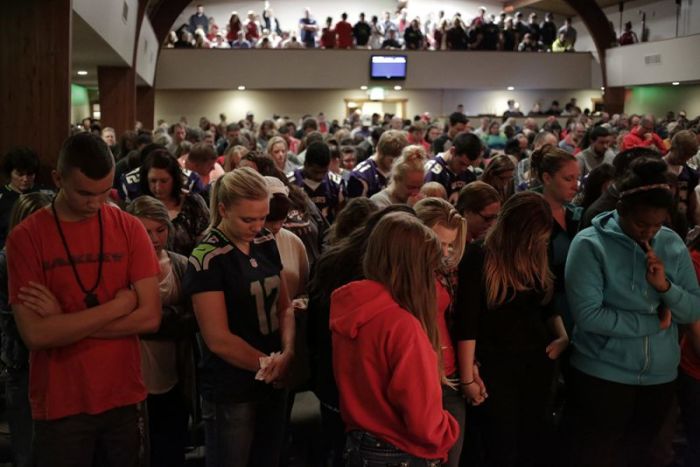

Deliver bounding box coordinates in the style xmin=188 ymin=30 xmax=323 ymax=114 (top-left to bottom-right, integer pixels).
xmin=681 ymin=249 xmax=700 ymax=380
xmin=621 ymin=126 xmax=667 ymax=154
xmin=330 ymin=280 xmax=459 ymax=460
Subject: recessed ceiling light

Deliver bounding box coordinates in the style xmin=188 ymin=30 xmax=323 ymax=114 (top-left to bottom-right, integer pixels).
xmin=237 ymin=85 xmax=246 ymax=91
xmin=77 ymin=70 xmax=88 ymax=76
xmin=672 ymin=81 xmax=680 ymax=86
xmin=507 ymin=86 xmax=515 ymax=91
xmin=360 ymin=85 xmax=368 ymax=90
xmin=393 ymin=85 xmax=402 ymax=91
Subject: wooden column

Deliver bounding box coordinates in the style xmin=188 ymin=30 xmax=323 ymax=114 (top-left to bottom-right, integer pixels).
xmin=98 ymin=66 xmax=136 ymax=137
xmin=603 ymin=86 xmax=626 ymax=115
xmin=0 ymin=0 xmax=71 ymax=185
xmin=137 ymin=86 xmax=156 ymax=130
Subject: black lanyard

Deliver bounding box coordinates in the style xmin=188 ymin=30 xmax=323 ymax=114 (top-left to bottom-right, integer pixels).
xmin=51 ymin=197 xmax=104 ymax=308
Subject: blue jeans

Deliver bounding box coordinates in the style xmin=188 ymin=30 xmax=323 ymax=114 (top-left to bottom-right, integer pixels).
xmin=344 ymin=431 xmax=442 ymax=467
xmin=202 ymin=389 xmax=287 ymax=467
xmin=442 ymin=384 xmax=465 ymax=467
xmin=6 ymin=369 xmax=33 ymax=467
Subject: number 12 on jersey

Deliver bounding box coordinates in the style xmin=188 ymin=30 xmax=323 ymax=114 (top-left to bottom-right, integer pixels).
xmin=250 ymin=276 xmax=280 ymax=336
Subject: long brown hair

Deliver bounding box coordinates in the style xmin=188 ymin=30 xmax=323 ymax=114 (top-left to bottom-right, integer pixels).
xmin=363 ymin=211 xmax=444 ymax=382
xmin=414 ymin=197 xmax=467 ymax=270
xmin=480 ymin=154 xmax=515 ymax=202
xmin=483 ymin=192 xmax=553 ymax=308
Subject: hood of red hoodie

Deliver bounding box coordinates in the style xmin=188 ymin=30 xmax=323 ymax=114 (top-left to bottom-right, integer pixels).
xmin=330 ymin=279 xmax=398 ymax=339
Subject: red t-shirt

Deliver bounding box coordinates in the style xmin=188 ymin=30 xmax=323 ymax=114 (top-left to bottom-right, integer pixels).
xmin=681 ymin=249 xmax=700 ymax=380
xmin=335 ymin=21 xmax=354 ymax=48
xmin=245 ymin=22 xmax=259 ymax=42
xmin=7 ymin=205 xmax=159 ymax=420
xmin=321 ymin=27 xmax=336 ymax=48
xmin=437 ymin=282 xmax=457 ymax=376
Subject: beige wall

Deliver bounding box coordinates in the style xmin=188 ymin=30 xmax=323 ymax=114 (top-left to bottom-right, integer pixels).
xmin=136 ymin=18 xmax=158 ymax=86
xmin=606 ymin=34 xmax=700 ymax=87
xmin=155 ymin=49 xmax=596 ymax=91
xmin=154 ymin=88 xmax=603 ymax=126
xmin=73 ymin=0 xmax=139 ymax=65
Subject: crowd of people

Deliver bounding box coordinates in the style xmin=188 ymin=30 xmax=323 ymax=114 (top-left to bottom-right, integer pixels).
xmin=168 ymin=3 xmax=584 ymax=52
xmin=1 ymin=103 xmax=700 ymax=467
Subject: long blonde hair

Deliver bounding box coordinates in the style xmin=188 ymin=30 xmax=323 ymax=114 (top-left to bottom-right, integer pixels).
xmin=390 ymin=144 xmax=426 ymax=183
xmin=483 ymin=192 xmax=553 ymax=308
xmin=363 ymin=211 xmax=444 ymax=382
xmin=209 ymin=167 xmax=269 ymax=228
xmin=414 ymin=197 xmax=467 ymax=270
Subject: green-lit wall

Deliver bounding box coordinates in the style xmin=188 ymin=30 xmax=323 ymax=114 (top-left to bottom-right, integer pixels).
xmin=71 ymin=84 xmax=91 ymax=124
xmin=625 ymin=85 xmax=700 ymax=117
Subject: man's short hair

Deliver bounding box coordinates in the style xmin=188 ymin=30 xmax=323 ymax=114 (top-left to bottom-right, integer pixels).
xmin=377 ymin=130 xmax=409 ymax=159
xmin=302 ymin=118 xmax=319 ymax=132
xmin=57 ymin=133 xmax=114 ymax=179
xmin=188 ymin=142 xmax=217 ymax=164
xmin=304 ymin=131 xmax=324 ymax=146
xmin=452 ymin=132 xmax=483 ymax=161
xmin=305 ymin=141 xmax=331 ymax=167
xmin=449 ymin=112 xmax=469 ymax=128
xmin=590 ymin=126 xmax=610 ymax=141
xmin=226 ymin=122 xmax=241 ymax=133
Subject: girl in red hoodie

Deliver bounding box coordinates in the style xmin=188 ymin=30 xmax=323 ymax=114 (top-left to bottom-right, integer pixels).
xmin=330 ymin=212 xmax=459 ymax=465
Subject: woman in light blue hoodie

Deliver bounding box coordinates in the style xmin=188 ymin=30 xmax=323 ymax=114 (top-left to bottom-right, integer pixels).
xmin=563 ymin=157 xmax=700 ymax=467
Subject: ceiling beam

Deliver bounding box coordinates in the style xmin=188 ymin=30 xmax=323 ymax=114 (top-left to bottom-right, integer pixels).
xmin=502 ymin=0 xmax=545 ymax=12
xmin=150 ymin=0 xmax=192 ymax=45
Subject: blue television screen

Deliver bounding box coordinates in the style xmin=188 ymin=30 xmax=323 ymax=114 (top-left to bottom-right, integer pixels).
xmin=370 ymin=55 xmax=407 ymax=80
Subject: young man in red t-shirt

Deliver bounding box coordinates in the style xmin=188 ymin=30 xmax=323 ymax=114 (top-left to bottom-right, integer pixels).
xmin=7 ymin=133 xmax=161 ymax=467
xmin=335 ymin=12 xmax=354 ymax=49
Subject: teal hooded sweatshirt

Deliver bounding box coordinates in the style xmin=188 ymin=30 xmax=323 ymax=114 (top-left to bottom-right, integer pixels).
xmin=565 ymin=210 xmax=700 ymax=385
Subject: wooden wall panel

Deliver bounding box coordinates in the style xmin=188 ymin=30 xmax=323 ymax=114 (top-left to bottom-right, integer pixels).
xmin=0 ymin=0 xmax=71 ymax=185
xmin=603 ymin=86 xmax=626 ymax=115
xmin=137 ymin=86 xmax=156 ymax=130
xmin=98 ymin=66 xmax=137 ymax=137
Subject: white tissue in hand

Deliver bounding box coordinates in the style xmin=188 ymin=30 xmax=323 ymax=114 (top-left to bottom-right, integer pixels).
xmin=254 ymin=352 xmax=281 ymax=381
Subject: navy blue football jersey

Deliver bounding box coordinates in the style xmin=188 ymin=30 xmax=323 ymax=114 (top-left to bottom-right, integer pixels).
xmin=118 ymin=166 xmax=208 ymax=203
xmin=346 ymin=158 xmax=389 ymax=198
xmin=424 ymin=154 xmax=477 ymax=204
xmin=288 ymin=168 xmax=343 ymax=222
xmin=182 ymin=228 xmax=282 ymax=402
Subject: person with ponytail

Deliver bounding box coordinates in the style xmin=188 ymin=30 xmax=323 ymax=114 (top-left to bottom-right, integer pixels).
xmin=415 ymin=197 xmax=468 ymax=467
xmin=182 ymin=167 xmax=295 ymax=466
xmin=564 ymin=157 xmax=700 ymax=467
xmin=369 ymin=144 xmax=427 ymax=208
xmin=330 ymin=212 xmax=459 ymax=466
xmin=455 ymin=192 xmax=568 ymax=467
xmin=530 ymin=144 xmax=580 ymax=333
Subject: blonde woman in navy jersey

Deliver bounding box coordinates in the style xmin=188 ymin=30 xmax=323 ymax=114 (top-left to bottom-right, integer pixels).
xmin=182 ymin=167 xmax=295 ymax=467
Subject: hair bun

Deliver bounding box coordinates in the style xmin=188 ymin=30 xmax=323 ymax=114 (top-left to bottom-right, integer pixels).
xmin=629 ymin=157 xmax=668 ymax=182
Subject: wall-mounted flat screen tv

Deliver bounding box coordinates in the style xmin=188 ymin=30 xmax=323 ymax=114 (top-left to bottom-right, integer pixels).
xmin=370 ymin=55 xmax=407 ymax=80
